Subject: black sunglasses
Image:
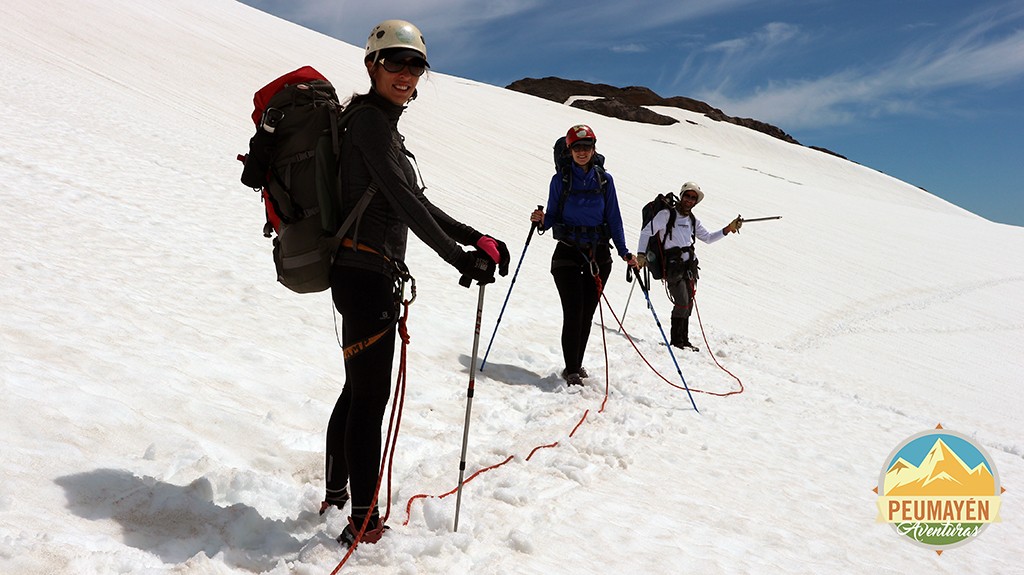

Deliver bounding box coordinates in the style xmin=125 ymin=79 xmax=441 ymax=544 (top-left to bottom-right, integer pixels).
xmin=379 ymin=57 xmax=427 ymax=77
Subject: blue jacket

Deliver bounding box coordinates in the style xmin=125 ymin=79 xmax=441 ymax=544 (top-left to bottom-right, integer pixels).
xmin=542 ymin=163 xmax=629 ymax=258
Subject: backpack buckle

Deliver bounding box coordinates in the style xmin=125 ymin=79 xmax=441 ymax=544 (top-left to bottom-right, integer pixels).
xmin=260 ymin=107 xmax=284 ymax=133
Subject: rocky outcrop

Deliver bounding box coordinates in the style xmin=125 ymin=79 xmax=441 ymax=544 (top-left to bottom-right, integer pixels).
xmin=570 ymin=98 xmax=678 ymax=126
xmin=507 ymin=77 xmax=807 ymax=148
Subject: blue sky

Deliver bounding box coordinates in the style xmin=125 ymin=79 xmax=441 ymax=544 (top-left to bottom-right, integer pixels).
xmin=241 ymin=0 xmax=1024 ymax=226
xmin=887 ymin=434 xmax=990 ymax=473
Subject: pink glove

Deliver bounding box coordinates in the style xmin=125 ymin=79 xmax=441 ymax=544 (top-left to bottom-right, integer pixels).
xmin=476 ymin=235 xmax=501 ymax=263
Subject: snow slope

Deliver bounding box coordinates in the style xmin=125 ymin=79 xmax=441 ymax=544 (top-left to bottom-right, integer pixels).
xmin=1 ymin=0 xmax=1022 ymax=573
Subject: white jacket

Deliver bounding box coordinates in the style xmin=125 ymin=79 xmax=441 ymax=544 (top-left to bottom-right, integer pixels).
xmin=637 ymin=209 xmax=725 ymax=261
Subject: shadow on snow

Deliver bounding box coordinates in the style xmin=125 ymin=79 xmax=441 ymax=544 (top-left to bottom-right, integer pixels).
xmin=55 ymin=469 xmax=316 ymax=570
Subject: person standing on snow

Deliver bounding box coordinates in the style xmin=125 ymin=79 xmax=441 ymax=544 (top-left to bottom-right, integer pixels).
xmin=530 ymin=125 xmax=637 ymax=386
xmin=635 ymin=181 xmax=742 ymax=350
xmin=323 ymin=19 xmax=510 ymax=546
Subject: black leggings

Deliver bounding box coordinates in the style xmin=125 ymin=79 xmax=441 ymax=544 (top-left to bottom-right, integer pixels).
xmin=326 ymin=265 xmax=398 ymax=520
xmin=550 ymin=243 xmax=612 ymax=374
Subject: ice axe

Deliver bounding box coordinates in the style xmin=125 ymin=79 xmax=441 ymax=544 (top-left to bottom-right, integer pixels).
xmin=738 ymin=215 xmax=782 ymax=223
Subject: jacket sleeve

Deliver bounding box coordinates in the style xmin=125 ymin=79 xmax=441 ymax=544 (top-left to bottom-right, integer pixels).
xmin=541 ymin=173 xmax=562 ymax=231
xmin=413 ymin=187 xmax=482 ymax=246
xmin=694 ymin=216 xmax=725 ymax=244
xmin=636 ymin=211 xmax=666 ymax=253
xmin=349 ymin=109 xmax=468 ymax=265
xmin=602 ymin=173 xmax=630 ymax=258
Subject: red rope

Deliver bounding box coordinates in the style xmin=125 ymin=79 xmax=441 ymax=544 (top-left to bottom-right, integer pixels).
xmin=526 ymin=442 xmax=560 ymax=461
xmin=600 ymin=287 xmax=744 ymax=397
xmin=402 ymin=266 xmax=611 ymax=526
xmin=692 ymin=295 xmax=744 ymax=396
xmin=398 ymin=265 xmax=742 ymax=533
xmin=402 ymin=454 xmax=515 ymax=523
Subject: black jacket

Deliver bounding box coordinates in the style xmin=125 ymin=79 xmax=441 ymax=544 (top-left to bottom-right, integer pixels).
xmin=336 ymin=90 xmax=479 ymax=272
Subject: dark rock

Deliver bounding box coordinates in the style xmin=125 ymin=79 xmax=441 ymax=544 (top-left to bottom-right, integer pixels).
xmin=809 ymin=146 xmax=847 ymax=160
xmin=506 ymin=76 xmax=810 ymax=148
xmin=571 ymin=98 xmax=678 ymax=126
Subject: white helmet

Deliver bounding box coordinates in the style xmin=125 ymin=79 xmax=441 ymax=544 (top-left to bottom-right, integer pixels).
xmin=365 ymin=20 xmax=428 ymax=65
xmin=680 ymin=181 xmax=704 ymax=204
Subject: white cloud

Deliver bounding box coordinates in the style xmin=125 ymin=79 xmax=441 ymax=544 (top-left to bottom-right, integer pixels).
xmin=240 ymin=0 xmax=546 ymax=45
xmin=696 ymin=8 xmax=1024 ymax=130
xmin=611 ymin=44 xmax=649 ymax=54
xmin=761 ymin=22 xmax=799 ymax=44
xmin=899 ymin=28 xmax=1024 ymax=89
xmin=707 ymin=22 xmax=799 ymax=53
xmin=706 ymin=38 xmax=748 ymax=53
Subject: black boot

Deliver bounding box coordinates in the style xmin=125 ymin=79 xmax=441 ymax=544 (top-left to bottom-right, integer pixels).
xmin=319 ymin=486 xmax=350 ymax=515
xmin=338 ymin=513 xmax=389 ymax=547
xmin=670 ymin=317 xmax=686 ymax=348
xmin=671 ymin=317 xmax=699 ymax=351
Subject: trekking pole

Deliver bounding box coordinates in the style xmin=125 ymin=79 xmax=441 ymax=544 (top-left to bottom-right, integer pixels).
xmin=618 ymin=265 xmax=637 ymax=333
xmin=637 ymin=270 xmax=700 ymax=413
xmin=479 ymin=206 xmax=542 ymax=371
xmin=738 ymin=215 xmax=782 ymax=223
xmin=454 ymin=283 xmax=486 ymax=531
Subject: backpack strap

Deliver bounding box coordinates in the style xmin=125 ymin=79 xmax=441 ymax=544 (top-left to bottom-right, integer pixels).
xmin=333 ymin=183 xmax=377 ymax=245
xmin=329 ymin=104 xmax=377 ymax=246
xmin=555 ymin=167 xmax=571 ymax=224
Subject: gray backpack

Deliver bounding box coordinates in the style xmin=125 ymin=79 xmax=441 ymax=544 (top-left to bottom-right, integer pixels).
xmin=239 ymin=66 xmax=373 ymax=293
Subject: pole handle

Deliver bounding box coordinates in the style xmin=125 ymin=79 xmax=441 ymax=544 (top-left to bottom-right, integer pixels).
xmin=533 ymin=204 xmax=545 ymax=235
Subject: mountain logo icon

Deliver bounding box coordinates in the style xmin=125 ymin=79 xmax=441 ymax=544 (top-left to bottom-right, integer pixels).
xmin=875 ymin=425 xmax=1004 ymax=553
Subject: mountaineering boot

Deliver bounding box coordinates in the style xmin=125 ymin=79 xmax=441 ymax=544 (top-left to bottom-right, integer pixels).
xmin=320 ymin=487 xmax=350 ymax=516
xmin=337 ymin=514 xmax=389 ymax=547
xmin=670 ymin=317 xmax=686 ymax=348
xmin=561 ymin=368 xmax=584 ymax=386
xmin=671 ymin=318 xmax=699 ymax=352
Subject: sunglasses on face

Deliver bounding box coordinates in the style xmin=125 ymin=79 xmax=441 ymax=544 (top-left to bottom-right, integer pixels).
xmin=682 ymin=193 xmax=699 ymax=201
xmin=571 ymin=144 xmax=594 ymax=152
xmin=379 ymin=57 xmax=426 ymax=77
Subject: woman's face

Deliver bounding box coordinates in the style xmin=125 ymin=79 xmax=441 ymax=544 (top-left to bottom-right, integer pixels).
xmin=367 ymin=56 xmax=424 ymax=106
xmin=570 ymin=143 xmax=595 ymax=167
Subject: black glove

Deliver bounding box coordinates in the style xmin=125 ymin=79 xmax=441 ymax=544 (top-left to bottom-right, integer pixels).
xmin=474 ymin=235 xmax=511 ymax=276
xmin=493 ymin=237 xmax=511 ymax=276
xmin=456 ymin=249 xmax=496 ymax=287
